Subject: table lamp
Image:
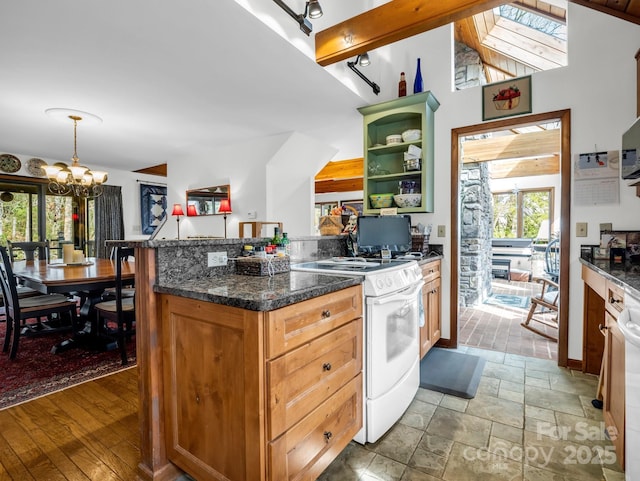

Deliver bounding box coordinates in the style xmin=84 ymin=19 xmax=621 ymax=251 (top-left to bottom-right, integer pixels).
xmin=218 ymin=198 xmax=232 ymax=238
xmin=171 ymin=204 xmax=185 ymax=239
xmin=187 ymin=204 xmax=198 ymax=217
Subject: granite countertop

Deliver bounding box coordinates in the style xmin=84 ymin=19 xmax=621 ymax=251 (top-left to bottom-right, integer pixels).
xmin=580 ymin=257 xmax=640 ymax=298
xmin=154 ymin=271 xmax=362 ymax=311
xmin=418 ymin=254 xmax=443 ymax=265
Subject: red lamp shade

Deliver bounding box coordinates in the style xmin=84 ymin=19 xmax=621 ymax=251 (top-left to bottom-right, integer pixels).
xmin=218 ymin=198 xmax=232 ymax=214
xmin=186 ymin=204 xmax=198 ymax=216
xmin=171 ymin=204 xmax=184 ymax=217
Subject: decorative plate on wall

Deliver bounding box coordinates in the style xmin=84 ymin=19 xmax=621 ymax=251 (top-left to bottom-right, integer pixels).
xmin=26 ymin=157 xmax=46 ymax=177
xmin=0 ymin=154 xmax=21 ymax=173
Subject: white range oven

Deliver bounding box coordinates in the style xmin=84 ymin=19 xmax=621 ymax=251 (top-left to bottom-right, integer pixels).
xmin=292 ymin=257 xmax=424 ymax=444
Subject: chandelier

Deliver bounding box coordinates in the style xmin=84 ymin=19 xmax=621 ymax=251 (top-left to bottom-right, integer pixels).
xmin=42 ymin=109 xmax=108 ymax=198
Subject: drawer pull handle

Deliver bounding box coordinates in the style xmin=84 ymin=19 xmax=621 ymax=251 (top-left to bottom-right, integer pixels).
xmin=196 ymin=394 xmax=201 ymax=403
xmin=323 ymin=431 xmax=333 ymax=442
xmin=609 ymin=297 xmax=620 ymax=304
xmin=322 ymin=310 xmax=331 ymax=318
xmin=599 ymin=324 xmax=608 ymax=332
xmin=323 ymin=362 xmax=332 ymax=371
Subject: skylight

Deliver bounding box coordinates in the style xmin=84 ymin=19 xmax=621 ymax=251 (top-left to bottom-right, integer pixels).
xmin=495 ymin=5 xmax=567 ymax=41
xmin=454 ymin=1 xmax=568 ymax=88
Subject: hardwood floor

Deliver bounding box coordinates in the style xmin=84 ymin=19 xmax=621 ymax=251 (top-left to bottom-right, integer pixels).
xmin=0 ymin=367 xmax=139 ymax=481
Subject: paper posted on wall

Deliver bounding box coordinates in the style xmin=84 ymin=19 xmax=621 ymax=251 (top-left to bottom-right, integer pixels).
xmin=573 ymin=151 xmax=620 ymax=205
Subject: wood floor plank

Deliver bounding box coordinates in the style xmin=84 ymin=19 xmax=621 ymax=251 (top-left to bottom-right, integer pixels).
xmin=13 ymin=397 xmax=123 ymax=481
xmin=1 ymin=369 xmax=139 ymax=481
xmin=8 ymin=404 xmax=91 ymax=481
xmin=48 ymin=389 xmax=137 ymax=480
xmin=0 ymin=408 xmax=64 ymax=481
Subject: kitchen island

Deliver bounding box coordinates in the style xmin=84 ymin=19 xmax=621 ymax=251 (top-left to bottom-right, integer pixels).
xmin=110 ymin=237 xmax=364 ymax=481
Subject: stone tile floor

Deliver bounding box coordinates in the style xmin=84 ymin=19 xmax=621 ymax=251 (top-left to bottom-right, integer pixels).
xmin=318 ymin=347 xmax=624 ymax=481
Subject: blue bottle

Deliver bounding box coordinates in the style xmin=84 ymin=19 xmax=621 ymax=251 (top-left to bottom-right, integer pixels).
xmin=413 ymin=58 xmax=423 ymax=94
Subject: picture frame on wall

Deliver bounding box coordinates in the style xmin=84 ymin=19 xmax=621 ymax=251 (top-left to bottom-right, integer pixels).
xmin=140 ymin=183 xmax=167 ymax=235
xmin=482 ymin=75 xmax=532 ymax=121
xmin=340 ymin=199 xmax=363 ymax=216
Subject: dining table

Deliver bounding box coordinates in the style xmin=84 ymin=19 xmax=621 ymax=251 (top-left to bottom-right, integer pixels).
xmin=12 ymin=257 xmax=135 ymax=353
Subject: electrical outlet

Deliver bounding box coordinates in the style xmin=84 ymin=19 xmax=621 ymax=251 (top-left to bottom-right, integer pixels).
xmin=247 ymin=211 xmax=257 ymax=219
xmin=207 ymin=251 xmax=228 ymax=267
xmin=576 ymin=222 xmax=588 ymax=237
xmin=437 ymin=225 xmax=446 ymax=237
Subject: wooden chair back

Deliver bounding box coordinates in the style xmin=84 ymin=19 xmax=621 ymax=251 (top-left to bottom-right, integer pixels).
xmin=6 ymin=240 xmax=50 ymax=263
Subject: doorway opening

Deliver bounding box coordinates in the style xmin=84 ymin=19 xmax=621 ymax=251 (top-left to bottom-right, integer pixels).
xmin=449 ymin=110 xmax=571 ymax=367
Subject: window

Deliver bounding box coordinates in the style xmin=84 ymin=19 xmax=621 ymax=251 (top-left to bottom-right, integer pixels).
xmin=0 ymin=175 xmax=94 ymax=258
xmin=493 ymin=188 xmax=553 ymax=239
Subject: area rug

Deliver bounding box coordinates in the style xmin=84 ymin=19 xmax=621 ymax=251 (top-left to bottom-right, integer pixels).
xmin=484 ymin=293 xmax=530 ymax=309
xmin=419 ymin=348 xmax=486 ymax=399
xmin=0 ymin=320 xmax=136 ymax=410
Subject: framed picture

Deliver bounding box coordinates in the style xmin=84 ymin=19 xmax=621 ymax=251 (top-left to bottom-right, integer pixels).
xmin=482 ymin=75 xmax=532 ymax=121
xmin=140 ymin=183 xmax=167 ymax=235
xmin=340 ymin=199 xmax=363 ymax=216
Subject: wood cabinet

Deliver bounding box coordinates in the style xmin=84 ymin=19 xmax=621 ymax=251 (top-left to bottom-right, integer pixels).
xmin=161 ymin=285 xmax=363 ymax=481
xmin=582 ymin=265 xmax=625 ymax=469
xmin=603 ymin=281 xmax=625 ymax=469
xmin=420 ymin=260 xmax=441 ymax=359
xmin=358 ymin=92 xmax=440 ymax=214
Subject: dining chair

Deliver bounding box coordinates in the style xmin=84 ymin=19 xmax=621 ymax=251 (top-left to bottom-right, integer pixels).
xmin=520 ymin=277 xmax=559 ymax=342
xmin=102 ymin=246 xmax=135 ymax=301
xmin=0 ymin=246 xmax=78 ymax=359
xmin=94 ymin=247 xmax=135 ymax=365
xmin=6 ymin=240 xmax=50 ymax=264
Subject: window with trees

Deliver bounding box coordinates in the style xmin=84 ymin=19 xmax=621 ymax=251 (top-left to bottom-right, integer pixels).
xmin=493 ymin=188 xmax=553 ymax=240
xmin=0 ymin=175 xmax=95 ymax=259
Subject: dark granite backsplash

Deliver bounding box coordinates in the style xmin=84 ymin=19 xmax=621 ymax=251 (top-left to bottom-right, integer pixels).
xmin=150 ymin=235 xmax=348 ymax=284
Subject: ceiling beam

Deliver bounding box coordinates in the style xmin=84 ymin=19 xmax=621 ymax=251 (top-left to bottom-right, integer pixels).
xmin=314 ymin=158 xmax=363 ymax=181
xmin=488 ymin=155 xmax=560 ymax=178
xmin=315 ymin=0 xmax=507 ymax=66
xmin=462 ymin=129 xmax=560 ymax=163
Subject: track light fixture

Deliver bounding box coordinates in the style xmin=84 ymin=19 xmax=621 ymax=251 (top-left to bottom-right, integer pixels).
xmin=272 ymin=0 xmax=323 ymax=36
xmin=347 ymin=53 xmax=380 ymax=95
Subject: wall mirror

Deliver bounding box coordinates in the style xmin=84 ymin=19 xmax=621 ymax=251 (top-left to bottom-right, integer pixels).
xmin=186 ymin=185 xmax=230 ymax=216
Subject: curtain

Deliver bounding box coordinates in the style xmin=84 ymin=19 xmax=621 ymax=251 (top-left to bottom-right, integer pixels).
xmin=95 ymin=185 xmax=124 ymax=259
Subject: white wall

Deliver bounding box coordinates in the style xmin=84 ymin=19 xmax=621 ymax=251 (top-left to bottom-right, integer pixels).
xmin=165 ymin=131 xmax=338 ymax=239
xmin=394 ymin=6 xmax=640 ymax=359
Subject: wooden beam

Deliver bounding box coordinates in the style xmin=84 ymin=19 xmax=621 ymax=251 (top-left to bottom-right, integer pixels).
xmin=569 ymin=0 xmax=640 ymax=25
xmin=314 ymin=158 xmax=363 ymax=181
xmin=488 ymin=154 xmax=560 ymax=178
xmin=134 ymin=163 xmax=167 ymax=177
xmin=315 ymin=178 xmax=363 ymax=194
xmin=315 ymin=0 xmax=506 ymax=66
xmin=462 ymin=129 xmax=560 ymax=163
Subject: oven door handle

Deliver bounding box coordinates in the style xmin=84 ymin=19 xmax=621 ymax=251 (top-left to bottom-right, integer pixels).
xmin=368 ymin=281 xmax=425 ymax=305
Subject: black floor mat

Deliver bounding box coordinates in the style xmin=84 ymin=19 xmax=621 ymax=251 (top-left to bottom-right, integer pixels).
xmin=419 ymin=348 xmax=486 ymax=399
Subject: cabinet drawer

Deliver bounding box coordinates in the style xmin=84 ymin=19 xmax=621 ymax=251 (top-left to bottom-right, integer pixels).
xmin=582 ymin=265 xmax=606 ymax=298
xmin=267 ymin=319 xmax=362 ymax=440
xmin=421 ymin=260 xmax=441 ymax=283
xmin=268 ymin=374 xmax=362 ymax=481
xmin=266 ymin=285 xmax=362 ymax=359
xmin=606 ymin=281 xmax=625 ymax=317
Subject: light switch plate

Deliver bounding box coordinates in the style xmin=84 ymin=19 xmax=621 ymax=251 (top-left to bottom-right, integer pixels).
xmin=437 ymin=225 xmax=446 ymax=237
xmin=207 ymin=251 xmax=228 ymax=267
xmin=576 ymin=222 xmax=588 ymax=237
xmin=599 ymin=223 xmax=612 ymax=233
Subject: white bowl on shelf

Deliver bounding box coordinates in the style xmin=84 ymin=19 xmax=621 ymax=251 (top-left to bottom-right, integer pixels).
xmin=394 ymin=193 xmax=422 ymax=208
xmin=401 ymin=129 xmax=421 ymax=142
xmin=385 ymin=134 xmax=403 ymax=145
